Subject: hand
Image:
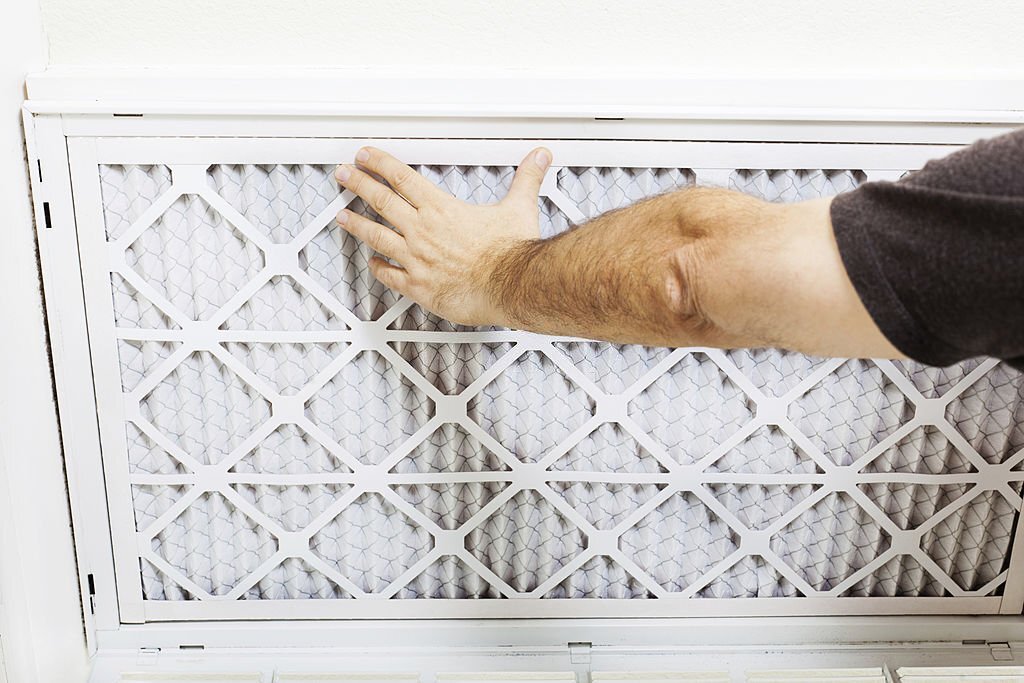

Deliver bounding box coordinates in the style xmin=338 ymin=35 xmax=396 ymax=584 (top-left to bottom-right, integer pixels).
xmin=334 ymin=146 xmax=553 ymax=326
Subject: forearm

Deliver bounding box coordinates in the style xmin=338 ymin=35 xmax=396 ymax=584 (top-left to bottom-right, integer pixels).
xmin=334 ymin=147 xmax=900 ymax=359
xmin=488 ymin=188 xmax=730 ymax=345
xmin=488 ymin=187 xmax=900 ymax=357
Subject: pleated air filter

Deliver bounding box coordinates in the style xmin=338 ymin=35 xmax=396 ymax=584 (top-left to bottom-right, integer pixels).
xmin=65 ymin=142 xmax=1024 ymax=623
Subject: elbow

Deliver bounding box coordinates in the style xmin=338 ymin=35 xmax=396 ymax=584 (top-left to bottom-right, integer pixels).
xmin=662 ymin=241 xmax=718 ymax=343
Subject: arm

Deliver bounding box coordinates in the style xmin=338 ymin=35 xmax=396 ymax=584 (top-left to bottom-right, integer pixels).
xmin=334 ymin=147 xmax=902 ymax=358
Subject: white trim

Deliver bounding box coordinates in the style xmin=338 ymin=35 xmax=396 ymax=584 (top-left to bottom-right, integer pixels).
xmin=83 ymin=137 xmax=958 ymax=169
xmin=134 ymin=596 xmax=1006 ymax=622
xmin=66 ymin=136 xmax=144 ymax=624
xmin=95 ymin=615 xmax=1024 ymax=651
xmin=27 ymin=115 xmax=123 ymax=641
xmin=84 ymin=643 xmax=1022 ymax=683
xmin=6 ymin=111 xmax=93 ymax=681
xmin=59 ymin=115 xmax=1018 ymax=146
xmin=23 ymin=68 xmax=1024 ymax=123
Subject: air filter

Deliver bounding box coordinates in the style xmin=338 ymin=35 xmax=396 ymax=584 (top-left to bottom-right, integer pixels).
xmin=76 ymin=155 xmax=1023 ymax=621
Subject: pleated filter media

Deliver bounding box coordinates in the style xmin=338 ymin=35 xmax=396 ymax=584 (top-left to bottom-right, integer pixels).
xmin=92 ymin=158 xmax=1024 ymax=619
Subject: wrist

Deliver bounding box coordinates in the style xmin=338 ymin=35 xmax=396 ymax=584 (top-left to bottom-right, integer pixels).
xmin=482 ymin=237 xmax=541 ymax=329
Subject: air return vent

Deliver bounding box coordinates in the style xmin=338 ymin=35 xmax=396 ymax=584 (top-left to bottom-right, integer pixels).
xmin=43 ymin=136 xmax=1022 ymax=624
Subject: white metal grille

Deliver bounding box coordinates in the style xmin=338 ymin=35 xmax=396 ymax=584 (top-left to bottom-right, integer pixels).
xmin=73 ymin=142 xmax=1024 ymax=622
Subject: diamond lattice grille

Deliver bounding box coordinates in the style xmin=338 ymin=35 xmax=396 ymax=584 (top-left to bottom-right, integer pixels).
xmin=96 ymin=161 xmax=1024 ymax=616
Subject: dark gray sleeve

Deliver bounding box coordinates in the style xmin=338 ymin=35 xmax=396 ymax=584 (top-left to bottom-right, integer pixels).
xmin=830 ymin=128 xmax=1024 ymax=368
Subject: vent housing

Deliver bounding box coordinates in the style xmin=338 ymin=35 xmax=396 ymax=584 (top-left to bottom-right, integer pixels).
xmin=20 ymin=70 xmax=1024 ymax=667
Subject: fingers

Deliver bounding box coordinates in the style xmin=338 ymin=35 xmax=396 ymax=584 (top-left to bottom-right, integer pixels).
xmin=505 ymin=147 xmax=552 ymax=207
xmin=368 ymin=256 xmax=411 ymax=296
xmin=337 ymin=209 xmax=414 ymax=299
xmin=352 ymin=147 xmax=446 ymax=207
xmin=336 ymin=210 xmax=408 ymax=264
xmin=335 ymin=163 xmax=416 ymax=227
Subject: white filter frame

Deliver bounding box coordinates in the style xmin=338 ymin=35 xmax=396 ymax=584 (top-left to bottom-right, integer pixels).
xmin=21 ymin=69 xmax=1024 ymax=657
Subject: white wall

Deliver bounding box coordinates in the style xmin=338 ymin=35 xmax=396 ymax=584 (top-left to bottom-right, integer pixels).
xmin=0 ymin=3 xmax=90 ymax=683
xmin=37 ymin=0 xmax=1024 ymax=77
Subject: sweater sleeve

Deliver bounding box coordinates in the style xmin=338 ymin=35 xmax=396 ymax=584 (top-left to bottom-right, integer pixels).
xmin=830 ymin=128 xmax=1024 ymax=368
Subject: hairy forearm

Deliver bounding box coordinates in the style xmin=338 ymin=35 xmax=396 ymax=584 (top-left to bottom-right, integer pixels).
xmin=487 ymin=187 xmax=900 ymax=357
xmin=487 ymin=188 xmax=728 ymax=345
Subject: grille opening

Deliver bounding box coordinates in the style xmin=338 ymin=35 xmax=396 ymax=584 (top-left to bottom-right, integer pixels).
xmin=93 ymin=162 xmax=1024 ymax=612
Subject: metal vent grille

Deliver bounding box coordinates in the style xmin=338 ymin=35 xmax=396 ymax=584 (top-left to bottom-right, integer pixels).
xmin=75 ymin=144 xmax=1024 ymax=622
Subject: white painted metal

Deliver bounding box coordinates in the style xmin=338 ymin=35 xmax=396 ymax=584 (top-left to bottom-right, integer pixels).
xmin=20 ymin=71 xmax=1024 ymax=670
xmin=84 ymin=645 xmax=1022 ymax=683
xmin=897 ymin=666 xmax=1024 ymax=681
xmin=56 ymin=114 xmax=1019 ymax=146
xmin=26 ymin=114 xmax=122 ymax=642
xmin=745 ymin=672 xmax=885 ymax=683
xmin=85 ymin=138 xmax=958 ymax=168
xmin=91 ymin=616 xmax=1024 ymax=652
xmin=22 ymin=68 xmax=1024 ymax=123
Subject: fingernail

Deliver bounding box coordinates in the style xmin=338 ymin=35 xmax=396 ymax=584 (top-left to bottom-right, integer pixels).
xmin=356 ymin=148 xmax=370 ymax=163
xmin=336 ymin=210 xmax=348 ymax=225
xmin=335 ymin=165 xmax=351 ymax=182
xmin=534 ymin=149 xmax=551 ymax=169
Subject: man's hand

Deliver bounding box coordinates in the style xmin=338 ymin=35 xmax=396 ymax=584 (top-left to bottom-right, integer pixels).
xmin=334 ymin=147 xmax=552 ymax=326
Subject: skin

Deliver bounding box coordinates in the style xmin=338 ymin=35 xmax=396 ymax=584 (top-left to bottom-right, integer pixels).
xmin=334 ymin=146 xmax=903 ymax=359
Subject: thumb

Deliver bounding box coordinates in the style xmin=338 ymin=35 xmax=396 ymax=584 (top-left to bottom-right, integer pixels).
xmin=505 ymin=147 xmax=552 ymax=207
